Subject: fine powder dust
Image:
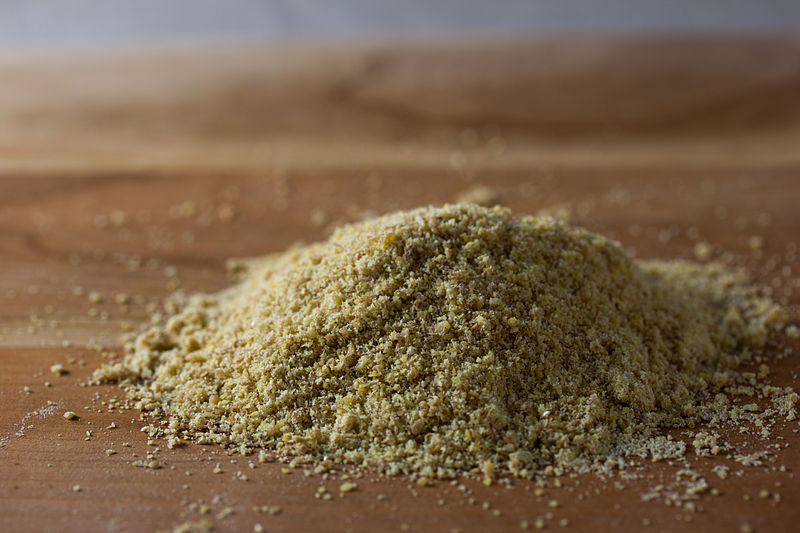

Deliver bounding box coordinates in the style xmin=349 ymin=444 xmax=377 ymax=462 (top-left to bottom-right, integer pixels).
xmin=94 ymin=204 xmax=794 ymax=477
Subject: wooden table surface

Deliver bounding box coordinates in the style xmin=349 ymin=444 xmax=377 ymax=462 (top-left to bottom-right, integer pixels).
xmin=1 ymin=37 xmax=799 ymax=533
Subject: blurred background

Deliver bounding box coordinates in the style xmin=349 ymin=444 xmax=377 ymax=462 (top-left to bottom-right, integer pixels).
xmin=2 ymin=0 xmax=799 ymax=51
xmin=1 ymin=1 xmax=799 ymax=174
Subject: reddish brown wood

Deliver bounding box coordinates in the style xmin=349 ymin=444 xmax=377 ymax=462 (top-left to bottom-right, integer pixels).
xmin=0 ymin=37 xmax=798 ymax=533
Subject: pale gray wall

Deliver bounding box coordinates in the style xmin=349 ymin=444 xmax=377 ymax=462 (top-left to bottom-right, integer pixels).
xmin=1 ymin=0 xmax=798 ymax=50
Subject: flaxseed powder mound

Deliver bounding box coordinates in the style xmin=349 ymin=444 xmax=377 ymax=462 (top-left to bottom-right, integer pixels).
xmin=95 ymin=204 xmax=791 ymax=477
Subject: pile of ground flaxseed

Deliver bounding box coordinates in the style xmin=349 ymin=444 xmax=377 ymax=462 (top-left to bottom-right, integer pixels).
xmin=94 ymin=204 xmax=796 ymax=479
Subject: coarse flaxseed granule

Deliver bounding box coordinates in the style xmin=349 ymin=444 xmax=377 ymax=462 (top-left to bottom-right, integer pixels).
xmin=94 ymin=204 xmax=796 ymax=478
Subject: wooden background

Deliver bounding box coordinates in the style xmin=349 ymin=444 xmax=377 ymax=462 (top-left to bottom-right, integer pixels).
xmin=1 ymin=37 xmax=799 ymax=532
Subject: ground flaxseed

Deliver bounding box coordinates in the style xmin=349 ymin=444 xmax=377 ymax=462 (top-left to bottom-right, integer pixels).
xmin=94 ymin=204 xmax=795 ymax=478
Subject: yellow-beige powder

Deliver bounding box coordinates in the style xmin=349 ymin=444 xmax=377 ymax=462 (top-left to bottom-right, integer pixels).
xmin=94 ymin=204 xmax=793 ymax=477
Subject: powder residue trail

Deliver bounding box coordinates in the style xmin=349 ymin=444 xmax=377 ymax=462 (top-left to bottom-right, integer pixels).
xmin=2 ymin=400 xmax=65 ymax=446
xmin=94 ymin=204 xmax=796 ymax=478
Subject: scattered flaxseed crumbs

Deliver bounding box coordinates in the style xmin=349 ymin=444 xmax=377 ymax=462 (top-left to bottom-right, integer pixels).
xmin=736 ymin=452 xmax=767 ymax=467
xmin=559 ymin=518 xmax=569 ymax=527
xmin=455 ymin=186 xmax=501 ymax=207
xmin=88 ymin=291 xmax=104 ymax=304
xmin=217 ymin=203 xmax=237 ymax=224
xmin=712 ymin=465 xmax=729 ymax=479
xmin=63 ymin=411 xmax=78 ymax=420
xmin=253 ymin=524 xmax=264 ymax=533
xmin=170 ymin=520 xmax=214 ymax=533
xmin=309 ymin=209 xmax=327 ymax=227
xmin=339 ymin=482 xmax=357 ymax=493
xmin=212 ymin=464 xmax=222 ymax=474
xmin=170 ymin=201 xmax=198 ymax=219
xmin=747 ymin=236 xmax=764 ymax=250
xmin=216 ymin=508 xmax=234 ymax=520
xmin=50 ymin=364 xmax=67 ymax=376
xmin=72 ymin=485 xmax=82 ymax=492
xmin=106 ymin=449 xmax=116 ymax=456
xmin=520 ymin=520 xmax=530 ymax=530
xmin=740 ymin=522 xmax=754 ymax=533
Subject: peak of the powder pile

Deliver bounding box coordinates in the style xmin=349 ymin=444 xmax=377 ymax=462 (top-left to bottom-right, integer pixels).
xmin=328 ymin=203 xmax=586 ymax=248
xmin=350 ymin=203 xmax=542 ymax=226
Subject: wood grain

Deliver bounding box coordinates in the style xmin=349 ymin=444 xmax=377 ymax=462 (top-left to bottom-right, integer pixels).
xmin=0 ymin=37 xmax=799 ymax=533
xmin=2 ymin=36 xmax=800 ymax=172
